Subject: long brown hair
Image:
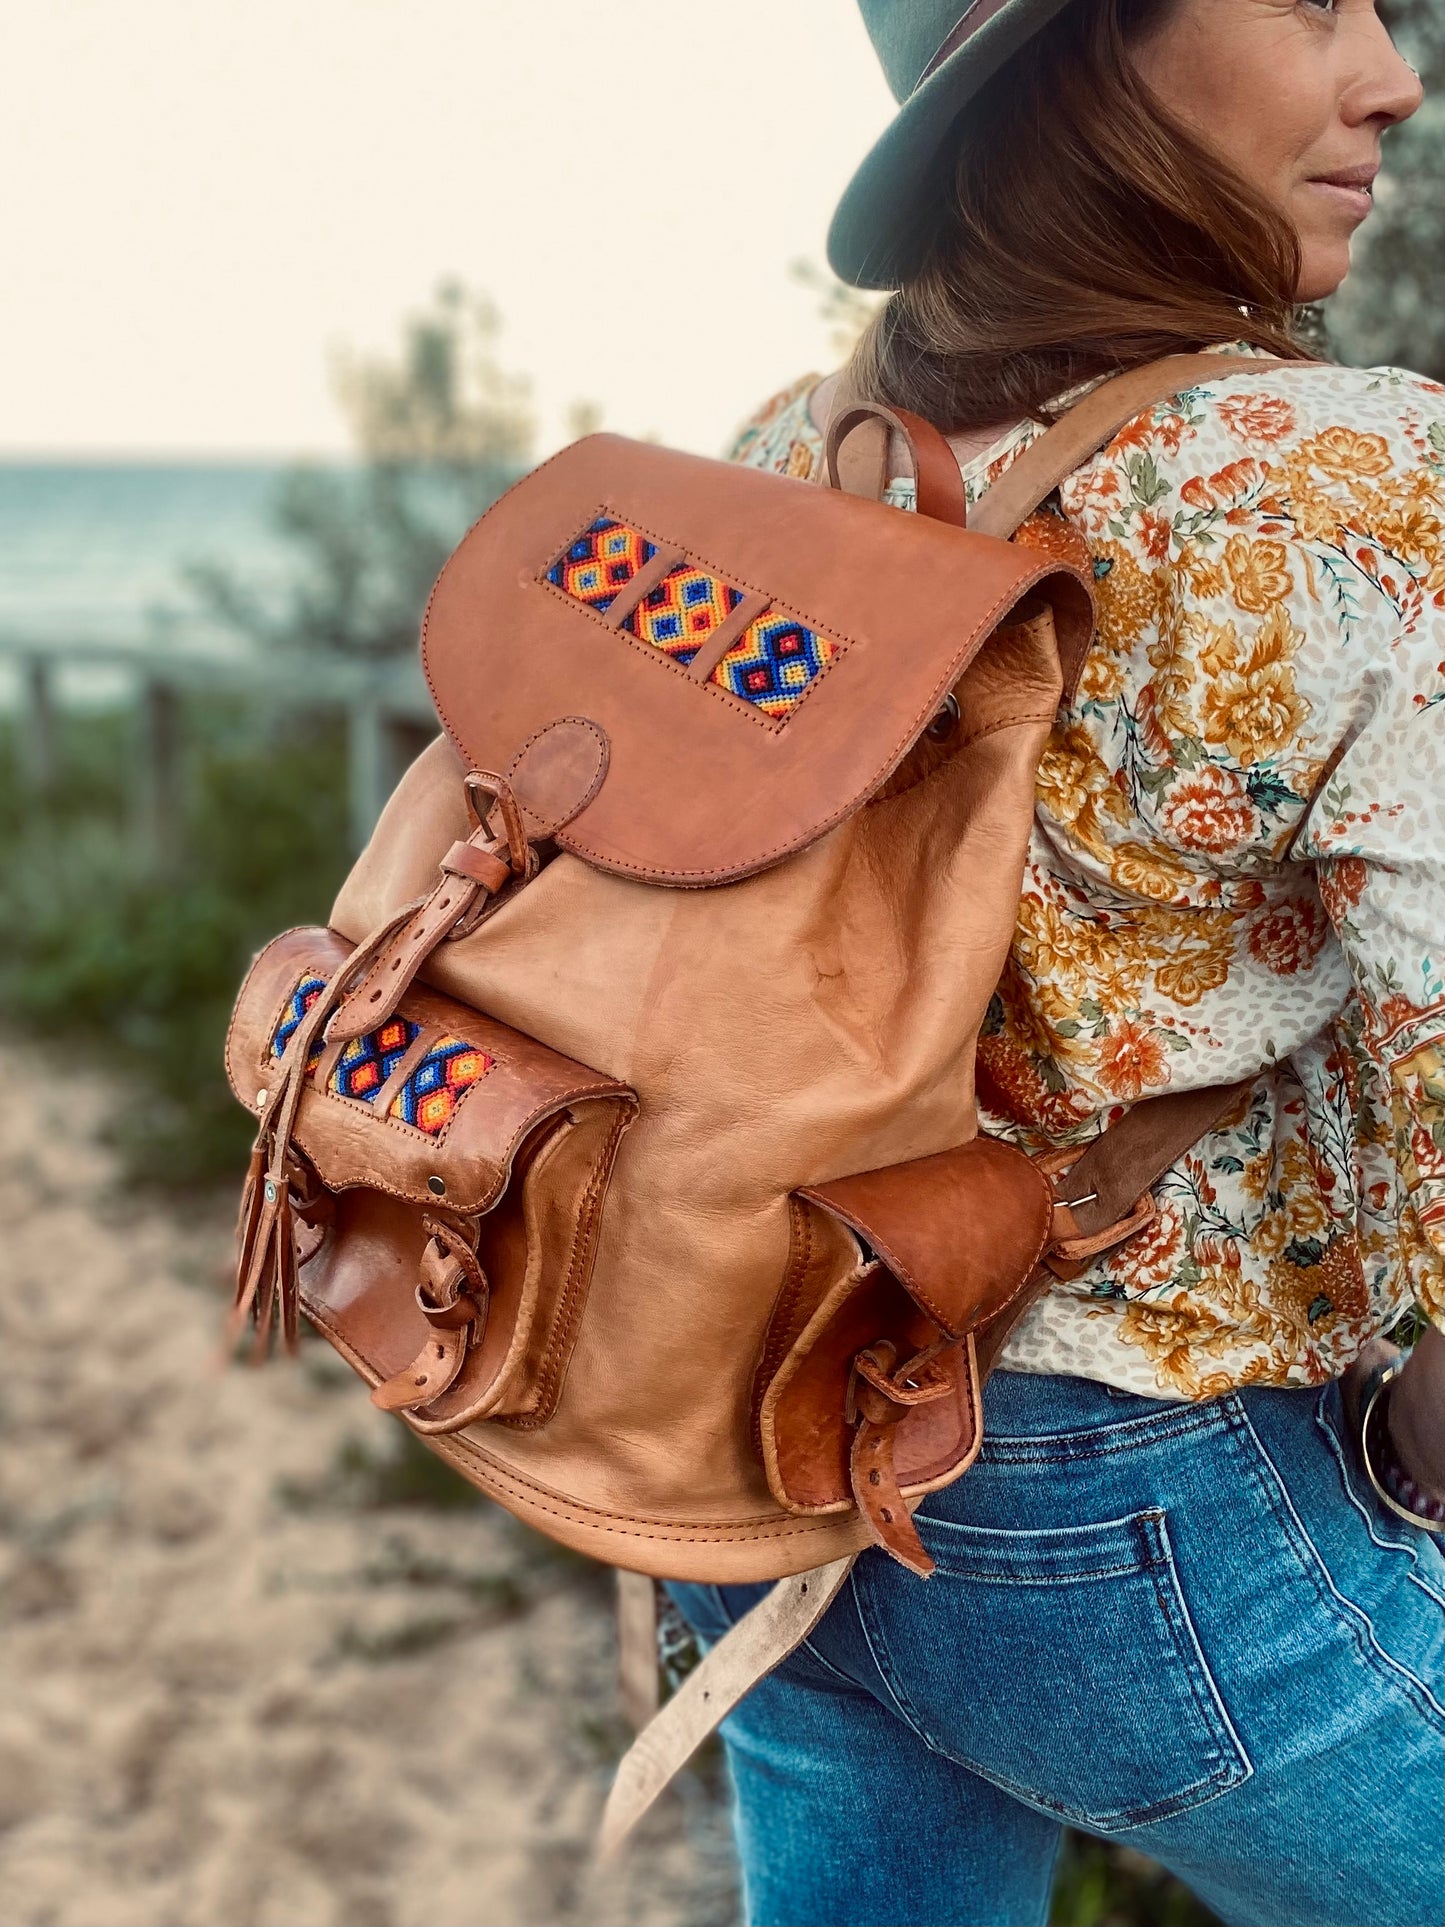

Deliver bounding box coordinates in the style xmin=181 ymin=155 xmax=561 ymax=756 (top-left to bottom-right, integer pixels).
xmin=850 ymin=0 xmax=1312 ymax=431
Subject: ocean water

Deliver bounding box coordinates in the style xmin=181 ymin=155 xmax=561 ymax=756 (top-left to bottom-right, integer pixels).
xmin=0 ymin=462 xmax=317 ymax=658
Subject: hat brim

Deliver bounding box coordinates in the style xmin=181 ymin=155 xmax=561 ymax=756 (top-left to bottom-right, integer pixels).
xmin=827 ymin=0 xmax=1078 ymax=290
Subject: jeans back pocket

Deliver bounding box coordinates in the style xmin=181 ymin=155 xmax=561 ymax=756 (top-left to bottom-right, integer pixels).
xmin=854 ymin=1507 xmax=1252 ymax=1830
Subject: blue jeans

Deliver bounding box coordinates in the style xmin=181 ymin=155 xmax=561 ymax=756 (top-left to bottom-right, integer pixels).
xmin=668 ymin=1371 xmax=1445 ymax=1927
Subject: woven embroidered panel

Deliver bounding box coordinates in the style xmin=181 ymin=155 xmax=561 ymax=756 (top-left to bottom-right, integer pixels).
xmin=386 ymin=1035 xmax=495 ymax=1136
xmin=271 ymin=973 xmax=329 ymax=1077
xmin=327 ymin=1015 xmax=423 ymax=1104
xmin=548 ymin=516 xmax=657 ymax=613
xmin=271 ymin=975 xmax=327 ymax=1057
xmin=623 ymin=563 xmax=744 ymax=666
xmin=710 ymin=612 xmax=838 ymax=718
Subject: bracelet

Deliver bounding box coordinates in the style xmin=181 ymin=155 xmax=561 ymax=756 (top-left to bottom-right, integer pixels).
xmin=1360 ymin=1365 xmax=1445 ymax=1536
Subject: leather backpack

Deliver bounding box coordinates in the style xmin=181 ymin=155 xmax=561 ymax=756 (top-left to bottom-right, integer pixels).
xmin=225 ymin=354 xmax=1276 ymax=1833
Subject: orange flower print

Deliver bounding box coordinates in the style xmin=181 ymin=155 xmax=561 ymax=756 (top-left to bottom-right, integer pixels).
xmin=1217 ymin=392 xmax=1297 ymax=444
xmin=1035 ymin=725 xmax=1128 ymax=855
xmin=1111 ymin=841 xmax=1196 ymax=902
xmin=1317 ymin=856 xmax=1368 ymax=922
xmin=1162 ymin=764 xmax=1258 ymax=853
xmin=1093 ymin=544 xmax=1158 ymax=650
xmin=1067 ymin=463 xmax=1124 ymax=528
xmin=1207 ymin=458 xmax=1268 ymax=519
xmin=1355 ymin=479 xmax=1443 ymax=568
xmin=1155 ymin=944 xmax=1233 ymax=1007
xmin=1108 ymin=1202 xmax=1185 ymax=1290
xmin=1247 ymin=896 xmax=1330 ymax=975
xmin=1097 ymin=1018 xmax=1170 ymax=1099
xmin=1304 ymin=426 xmax=1392 ymax=481
xmin=1199 ymin=605 xmax=1309 ymax=763
xmin=1180 ymin=476 xmax=1216 ymax=513
xmin=1223 ymin=533 xmax=1294 ymax=614
xmin=1138 ymin=510 xmax=1172 ymax=560
xmin=728 ymin=360 xmax=1445 ymax=1402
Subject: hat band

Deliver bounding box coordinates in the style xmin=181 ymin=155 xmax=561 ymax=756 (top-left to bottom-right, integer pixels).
xmin=917 ymin=0 xmax=1016 ymax=87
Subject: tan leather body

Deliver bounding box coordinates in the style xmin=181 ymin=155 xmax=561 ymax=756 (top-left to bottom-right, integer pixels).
xmin=226 ymin=362 xmax=1276 ymax=1582
xmin=314 ymin=590 xmax=1063 ymax=1575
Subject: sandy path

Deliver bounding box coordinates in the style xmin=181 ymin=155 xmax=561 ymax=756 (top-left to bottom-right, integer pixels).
xmin=0 ymin=1040 xmax=737 ymax=1927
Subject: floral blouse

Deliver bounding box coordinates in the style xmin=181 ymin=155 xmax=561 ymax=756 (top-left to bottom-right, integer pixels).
xmin=732 ymin=352 xmax=1445 ymax=1400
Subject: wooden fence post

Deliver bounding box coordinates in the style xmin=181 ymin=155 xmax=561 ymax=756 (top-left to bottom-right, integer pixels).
xmin=20 ymin=656 xmax=58 ymax=797
xmin=138 ymin=677 xmax=182 ymax=872
xmin=347 ymin=684 xmax=387 ymax=854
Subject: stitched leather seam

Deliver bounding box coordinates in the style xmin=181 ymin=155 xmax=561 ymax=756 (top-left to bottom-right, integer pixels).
xmin=504 ymin=715 xmax=609 ymax=829
xmin=545 ymin=556 xmax=1080 ymax=882
xmin=295 ymin=1088 xmax=633 ymax=1215
xmin=502 ymin=1103 xmax=633 ymax=1427
xmin=418 ymin=434 xmax=589 ymax=713
xmin=306 ymin=1303 xmax=869 ymax=1542
xmin=751 ymin=1195 xmax=815 ymax=1448
xmin=225 ymin=942 xmax=307 ymax=1099
xmin=429 ymin=1435 xmax=865 ymax=1540
xmin=950 ymin=704 xmax=1060 ymax=754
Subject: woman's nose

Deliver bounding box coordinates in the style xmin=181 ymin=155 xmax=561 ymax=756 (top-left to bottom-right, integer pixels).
xmin=1343 ymin=17 xmax=1425 ymax=129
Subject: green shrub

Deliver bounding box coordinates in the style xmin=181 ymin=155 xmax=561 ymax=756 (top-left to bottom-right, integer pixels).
xmin=0 ymin=702 xmax=351 ymax=1186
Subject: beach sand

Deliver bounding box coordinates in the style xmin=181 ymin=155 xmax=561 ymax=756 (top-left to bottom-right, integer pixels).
xmin=0 ymin=1039 xmax=737 ymax=1927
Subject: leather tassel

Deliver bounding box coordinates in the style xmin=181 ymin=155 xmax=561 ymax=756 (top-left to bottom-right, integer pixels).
xmin=234 ymin=1143 xmax=267 ymax=1297
xmin=247 ymin=1183 xmax=297 ymax=1361
xmin=277 ymin=1186 xmax=301 ymax=1356
xmin=229 ymin=1157 xmax=278 ymax=1345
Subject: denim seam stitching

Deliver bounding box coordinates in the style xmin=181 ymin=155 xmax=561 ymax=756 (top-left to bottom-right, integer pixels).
xmin=1137 ymin=1510 xmax=1254 ymax=1795
xmin=850 ymin=1566 xmax=954 ymax=1755
xmin=1233 ymin=1401 xmax=1445 ymax=1728
xmin=796 ymin=1630 xmax=857 ymax=1688
xmin=979 ymin=1400 xmax=1234 ymax=1467
xmin=853 ymin=1513 xmax=1251 ymax=1831
xmin=923 ymin=1558 xmax=1157 ymax=1585
xmin=1313 ymin=1386 xmax=1445 ymax=1609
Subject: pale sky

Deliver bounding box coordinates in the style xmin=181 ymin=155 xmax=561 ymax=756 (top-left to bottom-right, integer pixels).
xmin=0 ymin=1 xmax=895 ymax=460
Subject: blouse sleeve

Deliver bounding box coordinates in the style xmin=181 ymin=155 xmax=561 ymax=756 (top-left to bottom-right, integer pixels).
xmin=1247 ymin=369 xmax=1444 ymax=1328
xmin=1295 ymin=587 xmax=1445 ymax=1329
xmin=1057 ymin=360 xmax=1445 ymax=1331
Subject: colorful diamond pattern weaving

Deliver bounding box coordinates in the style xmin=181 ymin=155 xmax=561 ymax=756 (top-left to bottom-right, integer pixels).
xmin=386 ymin=1035 xmax=494 ymax=1136
xmin=710 ymin=612 xmax=838 ymax=719
xmin=623 ymin=563 xmax=744 ymax=665
xmin=548 ymin=516 xmax=657 ymax=613
xmin=327 ymin=1016 xmax=422 ymax=1106
xmin=266 ymin=973 xmax=491 ymax=1138
xmin=271 ymin=975 xmax=327 ymax=1057
xmin=271 ymin=973 xmax=329 ymax=1075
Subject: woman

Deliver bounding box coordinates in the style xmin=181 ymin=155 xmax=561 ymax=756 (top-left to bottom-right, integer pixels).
xmin=668 ymin=2 xmax=1444 ymax=1923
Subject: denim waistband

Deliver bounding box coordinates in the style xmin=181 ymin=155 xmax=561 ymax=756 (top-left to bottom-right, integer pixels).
xmin=982 ymin=1367 xmax=1195 ymax=1438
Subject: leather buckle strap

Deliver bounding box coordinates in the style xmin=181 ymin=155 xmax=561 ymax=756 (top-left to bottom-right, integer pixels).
xmin=847 ymin=1341 xmax=954 ymax=1423
xmin=371 ymin=1219 xmax=489 ymax=1414
xmin=846 ymin=1337 xmax=956 ymax=1578
xmin=327 ymin=771 xmax=535 ymax=1044
xmin=1036 ymin=1143 xmax=1156 ymax=1280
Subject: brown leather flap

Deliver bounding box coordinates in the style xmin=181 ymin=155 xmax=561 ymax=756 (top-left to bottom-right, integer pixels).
xmin=796 ymin=1136 xmax=1054 ymax=1339
xmin=225 ymin=927 xmax=634 ymax=1213
xmin=422 ymin=433 xmax=1092 ymax=886
xmin=760 ymin=1263 xmax=983 ymax=1514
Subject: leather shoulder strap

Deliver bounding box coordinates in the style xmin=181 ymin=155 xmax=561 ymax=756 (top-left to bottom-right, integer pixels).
xmin=967 ymin=352 xmax=1302 ymax=539
xmin=972 ymin=1075 xmax=1255 ymax=1380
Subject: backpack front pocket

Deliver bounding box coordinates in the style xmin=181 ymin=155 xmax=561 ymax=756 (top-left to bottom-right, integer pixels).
xmin=225 ymin=926 xmax=636 ymax=1430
